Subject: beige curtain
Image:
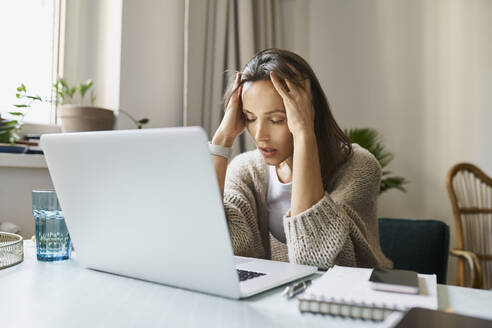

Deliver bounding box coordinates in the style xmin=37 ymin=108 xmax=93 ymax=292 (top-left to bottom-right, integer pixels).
xmin=184 ymin=0 xmax=283 ymax=154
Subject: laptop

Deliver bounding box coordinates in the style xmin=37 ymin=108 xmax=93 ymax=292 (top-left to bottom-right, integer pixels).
xmin=40 ymin=126 xmax=317 ymax=299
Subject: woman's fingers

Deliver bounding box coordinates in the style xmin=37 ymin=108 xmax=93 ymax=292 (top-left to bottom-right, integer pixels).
xmin=270 ymin=71 xmax=310 ymax=111
xmin=226 ymin=73 xmax=242 ymax=112
xmin=304 ymin=78 xmax=312 ymax=103
xmin=284 ymin=79 xmax=297 ymax=96
xmin=235 ymin=85 xmax=243 ymax=105
xmin=303 ymin=78 xmax=310 ymax=89
xmin=232 ymin=73 xmax=241 ymax=99
xmin=271 ymin=71 xmax=309 ymax=102
xmin=234 ymin=74 xmax=242 ymax=101
xmin=286 ymin=78 xmax=311 ymax=101
xmin=233 ymin=72 xmax=241 ymax=89
xmin=269 ymin=71 xmax=291 ymax=100
xmin=237 ymin=84 xmax=243 ymax=110
xmin=303 ymin=79 xmax=311 ymax=96
xmin=232 ymin=73 xmax=241 ymax=100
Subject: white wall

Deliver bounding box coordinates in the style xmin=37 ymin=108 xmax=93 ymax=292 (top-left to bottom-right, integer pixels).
xmin=281 ymin=0 xmax=310 ymax=58
xmin=291 ymin=0 xmax=492 ymax=284
xmin=0 ymin=166 xmax=54 ymax=239
xmin=63 ymin=0 xmax=122 ymax=109
xmin=0 ymin=128 xmax=60 ymax=239
xmin=118 ymin=0 xmax=184 ymax=129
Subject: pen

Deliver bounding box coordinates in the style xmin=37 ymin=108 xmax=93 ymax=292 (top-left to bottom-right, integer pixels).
xmin=282 ymin=279 xmax=312 ymax=299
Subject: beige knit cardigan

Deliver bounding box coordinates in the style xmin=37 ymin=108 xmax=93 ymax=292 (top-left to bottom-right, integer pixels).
xmin=223 ymin=144 xmax=393 ymax=269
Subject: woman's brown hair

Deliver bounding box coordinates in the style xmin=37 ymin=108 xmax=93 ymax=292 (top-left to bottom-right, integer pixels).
xmin=224 ymin=48 xmax=353 ymax=190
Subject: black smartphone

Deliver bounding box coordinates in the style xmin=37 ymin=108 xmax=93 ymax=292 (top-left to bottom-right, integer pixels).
xmin=368 ymin=268 xmax=419 ymax=294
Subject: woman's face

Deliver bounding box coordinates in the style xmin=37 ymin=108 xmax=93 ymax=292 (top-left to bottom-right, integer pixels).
xmin=241 ymin=79 xmax=293 ymax=166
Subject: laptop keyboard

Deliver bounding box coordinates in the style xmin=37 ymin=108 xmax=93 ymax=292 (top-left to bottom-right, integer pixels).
xmin=237 ymin=269 xmax=266 ymax=282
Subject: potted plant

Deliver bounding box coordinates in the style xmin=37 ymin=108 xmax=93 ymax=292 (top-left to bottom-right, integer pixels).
xmin=0 ymin=116 xmax=21 ymax=144
xmin=345 ymin=128 xmax=408 ymax=194
xmin=14 ymin=79 xmax=149 ymax=132
xmin=55 ymin=79 xmax=115 ymax=132
xmin=0 ymin=116 xmax=27 ymax=153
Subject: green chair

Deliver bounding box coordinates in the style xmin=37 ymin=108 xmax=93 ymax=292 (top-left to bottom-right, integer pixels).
xmin=378 ymin=218 xmax=450 ymax=284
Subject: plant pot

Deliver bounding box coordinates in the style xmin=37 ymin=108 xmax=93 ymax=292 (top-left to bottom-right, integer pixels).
xmin=59 ymin=105 xmax=115 ymax=132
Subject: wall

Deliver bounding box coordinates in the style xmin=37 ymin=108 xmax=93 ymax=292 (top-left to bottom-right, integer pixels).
xmin=0 ymin=124 xmax=60 ymax=239
xmin=118 ymin=0 xmax=184 ymax=129
xmin=0 ymin=166 xmax=53 ymax=239
xmin=63 ymin=0 xmax=122 ymax=110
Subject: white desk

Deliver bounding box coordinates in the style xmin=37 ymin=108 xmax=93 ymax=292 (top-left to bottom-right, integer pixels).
xmin=1 ymin=241 xmax=491 ymax=328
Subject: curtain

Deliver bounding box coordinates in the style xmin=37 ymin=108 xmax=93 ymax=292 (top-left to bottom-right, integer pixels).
xmin=184 ymin=0 xmax=283 ymax=155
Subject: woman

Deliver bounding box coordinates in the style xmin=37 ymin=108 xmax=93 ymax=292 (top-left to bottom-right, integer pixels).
xmin=209 ymin=48 xmax=392 ymax=269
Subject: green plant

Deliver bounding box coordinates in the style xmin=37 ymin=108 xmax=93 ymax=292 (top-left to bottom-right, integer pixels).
xmin=14 ymin=79 xmax=97 ymax=109
xmin=119 ymin=110 xmax=150 ymax=129
xmin=53 ymin=78 xmax=97 ymax=106
xmin=1 ymin=83 xmax=44 ymax=143
xmin=344 ymin=128 xmax=408 ymax=194
xmin=0 ymin=116 xmax=22 ymax=144
xmin=10 ymin=78 xmax=150 ymax=134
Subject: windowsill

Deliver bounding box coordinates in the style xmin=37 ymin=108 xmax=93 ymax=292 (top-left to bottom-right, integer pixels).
xmin=0 ymin=153 xmax=47 ymax=168
xmin=19 ymin=122 xmax=61 ymax=137
xmin=0 ymin=123 xmax=60 ymax=168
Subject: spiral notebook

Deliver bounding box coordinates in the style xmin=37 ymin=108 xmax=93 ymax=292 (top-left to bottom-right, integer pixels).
xmin=298 ymin=265 xmax=438 ymax=321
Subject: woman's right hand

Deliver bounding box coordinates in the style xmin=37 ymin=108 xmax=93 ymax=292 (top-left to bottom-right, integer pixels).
xmin=212 ymin=73 xmax=244 ymax=147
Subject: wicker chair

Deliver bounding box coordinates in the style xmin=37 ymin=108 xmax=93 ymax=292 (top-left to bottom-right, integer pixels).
xmin=446 ymin=163 xmax=492 ymax=289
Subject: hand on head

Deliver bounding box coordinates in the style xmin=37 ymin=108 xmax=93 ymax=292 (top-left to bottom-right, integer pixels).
xmin=213 ymin=69 xmax=315 ymax=148
xmin=214 ymin=73 xmax=245 ymax=147
xmin=269 ymin=71 xmax=314 ymax=138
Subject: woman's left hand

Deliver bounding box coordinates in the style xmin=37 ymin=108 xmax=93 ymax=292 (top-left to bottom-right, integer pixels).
xmin=270 ymin=71 xmax=314 ymax=138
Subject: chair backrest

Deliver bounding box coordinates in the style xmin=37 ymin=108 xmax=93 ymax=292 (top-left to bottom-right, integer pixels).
xmin=378 ymin=218 xmax=450 ymax=284
xmin=446 ymin=162 xmax=492 ymax=289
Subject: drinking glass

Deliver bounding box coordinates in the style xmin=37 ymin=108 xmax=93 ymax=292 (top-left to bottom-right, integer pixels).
xmin=32 ymin=190 xmax=71 ymax=261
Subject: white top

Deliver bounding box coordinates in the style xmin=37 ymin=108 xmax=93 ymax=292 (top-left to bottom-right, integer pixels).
xmin=266 ymin=165 xmax=292 ymax=243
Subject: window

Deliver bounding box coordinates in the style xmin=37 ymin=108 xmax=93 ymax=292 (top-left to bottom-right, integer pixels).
xmin=0 ymin=0 xmax=62 ymax=125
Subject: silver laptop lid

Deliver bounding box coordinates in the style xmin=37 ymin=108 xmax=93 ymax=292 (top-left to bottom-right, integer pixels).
xmin=41 ymin=127 xmax=241 ymax=299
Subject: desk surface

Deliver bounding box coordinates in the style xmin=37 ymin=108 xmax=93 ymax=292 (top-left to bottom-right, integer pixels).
xmin=1 ymin=241 xmax=491 ymax=328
